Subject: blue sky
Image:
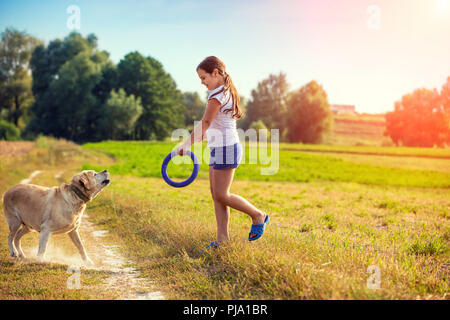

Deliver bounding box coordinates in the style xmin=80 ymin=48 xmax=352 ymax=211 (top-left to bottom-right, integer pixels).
xmin=1 ymin=0 xmax=449 ymax=113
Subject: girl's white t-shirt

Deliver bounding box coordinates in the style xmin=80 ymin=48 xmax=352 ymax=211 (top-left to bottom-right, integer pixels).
xmin=205 ymin=85 xmax=240 ymax=148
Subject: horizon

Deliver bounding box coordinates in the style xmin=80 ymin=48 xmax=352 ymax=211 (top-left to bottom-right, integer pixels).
xmin=1 ymin=0 xmax=449 ymax=114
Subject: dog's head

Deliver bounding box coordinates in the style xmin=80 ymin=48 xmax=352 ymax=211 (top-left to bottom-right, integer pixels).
xmin=71 ymin=169 xmax=110 ymax=201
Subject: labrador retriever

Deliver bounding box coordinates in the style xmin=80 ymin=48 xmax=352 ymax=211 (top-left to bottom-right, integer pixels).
xmin=2 ymin=169 xmax=110 ymax=264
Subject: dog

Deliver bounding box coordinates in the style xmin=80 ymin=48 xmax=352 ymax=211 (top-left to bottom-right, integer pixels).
xmin=2 ymin=169 xmax=110 ymax=264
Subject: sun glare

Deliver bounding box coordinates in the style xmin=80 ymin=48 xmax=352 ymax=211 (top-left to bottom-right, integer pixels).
xmin=435 ymin=0 xmax=449 ymax=13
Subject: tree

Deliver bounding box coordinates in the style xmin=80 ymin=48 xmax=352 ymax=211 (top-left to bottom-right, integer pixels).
xmin=183 ymin=91 xmax=205 ymax=127
xmin=92 ymin=62 xmax=118 ymax=105
xmin=117 ymin=52 xmax=185 ymax=140
xmin=385 ymin=86 xmax=448 ymax=147
xmin=27 ymin=32 xmax=113 ymax=142
xmin=30 ymin=32 xmax=94 ymax=99
xmin=102 ymin=89 xmax=142 ymax=140
xmin=242 ymin=73 xmax=290 ymax=136
xmin=0 ymin=28 xmax=42 ymax=127
xmin=286 ymin=80 xmax=333 ymax=144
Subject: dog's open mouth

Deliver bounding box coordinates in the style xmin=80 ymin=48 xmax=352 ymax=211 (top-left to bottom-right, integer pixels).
xmin=102 ymin=179 xmax=110 ymax=185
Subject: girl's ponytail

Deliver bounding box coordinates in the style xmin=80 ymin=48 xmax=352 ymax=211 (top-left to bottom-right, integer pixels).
xmin=222 ymin=71 xmax=242 ymax=119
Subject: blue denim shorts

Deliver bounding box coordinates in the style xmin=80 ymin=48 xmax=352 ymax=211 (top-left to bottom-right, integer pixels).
xmin=209 ymin=143 xmax=243 ymax=170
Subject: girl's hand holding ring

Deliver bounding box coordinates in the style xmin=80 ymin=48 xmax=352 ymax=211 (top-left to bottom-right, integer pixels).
xmin=177 ymin=145 xmax=188 ymax=156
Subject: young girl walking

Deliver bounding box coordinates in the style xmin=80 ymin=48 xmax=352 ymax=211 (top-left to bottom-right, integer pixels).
xmin=176 ymin=56 xmax=269 ymax=249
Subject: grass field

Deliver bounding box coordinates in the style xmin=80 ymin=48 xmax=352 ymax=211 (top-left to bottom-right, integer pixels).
xmin=83 ymin=141 xmax=450 ymax=188
xmin=331 ymin=113 xmax=387 ymax=146
xmin=1 ymin=137 xmax=449 ymax=299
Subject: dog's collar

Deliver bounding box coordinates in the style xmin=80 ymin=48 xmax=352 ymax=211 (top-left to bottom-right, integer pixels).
xmin=70 ymin=184 xmax=90 ymax=203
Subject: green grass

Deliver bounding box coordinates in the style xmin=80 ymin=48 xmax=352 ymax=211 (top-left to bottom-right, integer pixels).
xmin=82 ymin=141 xmax=450 ymax=188
xmin=408 ymin=237 xmax=448 ymax=256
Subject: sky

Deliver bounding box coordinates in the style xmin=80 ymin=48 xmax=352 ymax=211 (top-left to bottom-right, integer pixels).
xmin=1 ymin=0 xmax=449 ymax=114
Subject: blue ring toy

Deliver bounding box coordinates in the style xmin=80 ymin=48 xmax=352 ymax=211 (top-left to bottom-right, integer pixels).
xmin=161 ymin=150 xmax=199 ymax=188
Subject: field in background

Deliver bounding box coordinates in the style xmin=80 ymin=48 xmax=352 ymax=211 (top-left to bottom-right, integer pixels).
xmin=0 ymin=137 xmax=449 ymax=299
xmin=332 ymin=113 xmax=387 ymax=146
xmin=83 ymin=141 xmax=450 ymax=188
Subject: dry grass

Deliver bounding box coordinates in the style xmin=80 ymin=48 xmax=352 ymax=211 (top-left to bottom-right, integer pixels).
xmin=86 ymin=174 xmax=449 ymax=299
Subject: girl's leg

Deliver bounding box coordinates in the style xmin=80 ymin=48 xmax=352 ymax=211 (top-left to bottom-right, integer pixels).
xmin=209 ymin=166 xmax=230 ymax=242
xmin=212 ymin=167 xmax=266 ymax=226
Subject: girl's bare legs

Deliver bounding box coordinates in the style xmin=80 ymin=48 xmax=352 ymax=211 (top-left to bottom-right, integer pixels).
xmin=209 ymin=166 xmax=230 ymax=242
xmin=209 ymin=166 xmax=266 ymax=242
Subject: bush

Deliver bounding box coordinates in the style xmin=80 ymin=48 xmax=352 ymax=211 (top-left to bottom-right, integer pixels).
xmin=0 ymin=120 xmax=21 ymax=141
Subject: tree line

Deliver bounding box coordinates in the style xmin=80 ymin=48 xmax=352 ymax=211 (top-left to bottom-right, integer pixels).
xmin=385 ymin=78 xmax=450 ymax=147
xmin=1 ymin=28 xmax=449 ymax=147
xmin=0 ymin=28 xmax=334 ymax=144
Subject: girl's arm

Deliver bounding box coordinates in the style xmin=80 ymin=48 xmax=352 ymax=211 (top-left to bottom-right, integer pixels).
xmin=177 ymin=98 xmax=221 ymax=155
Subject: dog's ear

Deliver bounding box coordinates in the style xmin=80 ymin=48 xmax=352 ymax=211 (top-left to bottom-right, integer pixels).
xmin=79 ymin=174 xmax=90 ymax=190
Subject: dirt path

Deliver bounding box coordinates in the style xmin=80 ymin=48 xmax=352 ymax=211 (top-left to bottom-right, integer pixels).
xmin=80 ymin=216 xmax=164 ymax=300
xmin=21 ymin=170 xmax=164 ymax=300
xmin=20 ymin=170 xmax=43 ymax=184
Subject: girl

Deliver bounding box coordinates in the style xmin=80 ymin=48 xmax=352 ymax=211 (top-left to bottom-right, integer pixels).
xmin=176 ymin=56 xmax=269 ymax=249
